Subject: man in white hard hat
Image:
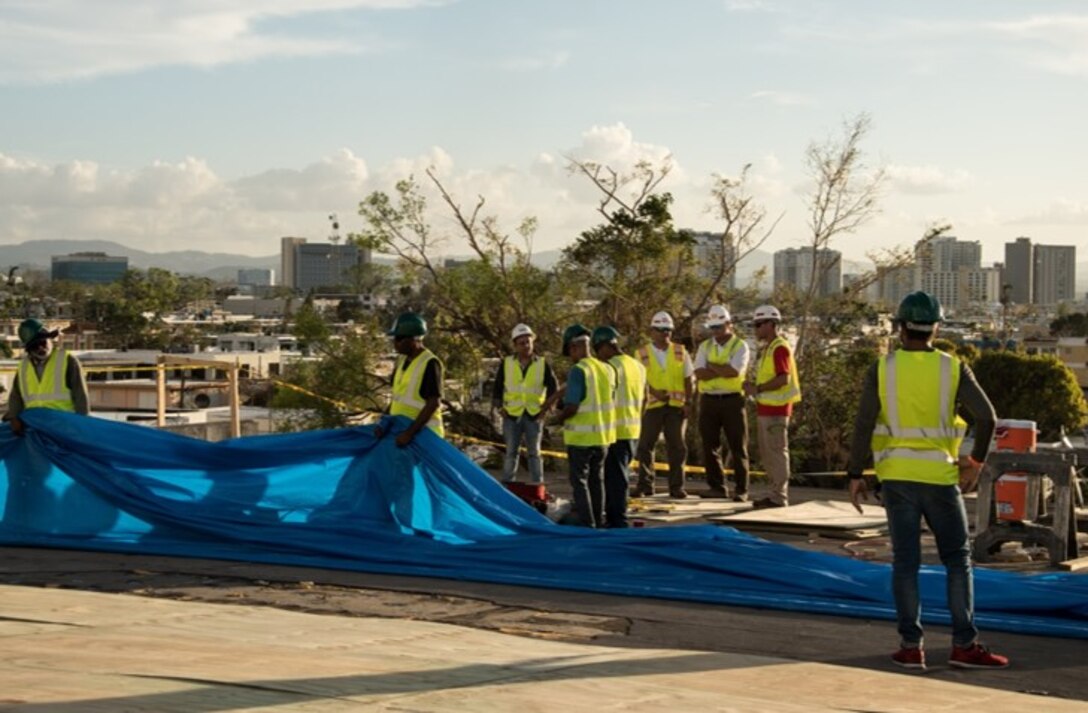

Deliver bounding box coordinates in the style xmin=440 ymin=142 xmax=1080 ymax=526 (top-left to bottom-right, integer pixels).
xmin=743 ymin=305 xmax=801 ymax=508
xmin=491 ymin=323 xmax=558 ymax=484
xmin=633 ymin=311 xmax=695 ymax=498
xmin=693 ymin=305 xmax=750 ymax=501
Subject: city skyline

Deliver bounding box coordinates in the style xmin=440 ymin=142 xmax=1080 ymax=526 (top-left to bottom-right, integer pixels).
xmin=2 ymin=1 xmax=1087 ymax=264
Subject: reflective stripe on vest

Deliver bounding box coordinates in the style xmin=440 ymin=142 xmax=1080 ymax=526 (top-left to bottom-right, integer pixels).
xmin=636 ymin=342 xmax=687 ymax=409
xmin=697 ymin=335 xmax=745 ymax=394
xmin=564 ymin=357 xmax=616 ymax=447
xmin=501 ymin=355 xmax=546 ymax=417
xmin=872 ymin=350 xmax=966 ymax=485
xmin=755 ymin=335 xmax=801 ymax=407
xmin=390 ymin=348 xmax=445 ymax=437
xmin=610 ymin=353 xmax=645 ymax=441
xmin=18 ymin=348 xmax=76 ymax=412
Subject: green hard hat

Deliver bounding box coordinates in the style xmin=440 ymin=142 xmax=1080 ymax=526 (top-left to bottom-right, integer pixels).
xmin=896 ymin=291 xmax=943 ymax=329
xmin=591 ymin=325 xmax=620 ymax=348
xmin=18 ymin=318 xmax=57 ymax=347
xmin=387 ymin=312 xmax=427 ymax=338
xmin=562 ymin=323 xmax=591 ymax=356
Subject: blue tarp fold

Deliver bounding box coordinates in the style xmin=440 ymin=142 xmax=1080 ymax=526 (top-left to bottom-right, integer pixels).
xmin=3 ymin=409 xmax=1087 ymax=638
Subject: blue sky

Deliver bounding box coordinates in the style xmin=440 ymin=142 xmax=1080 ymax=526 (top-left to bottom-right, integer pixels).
xmin=1 ymin=0 xmax=1086 ymax=265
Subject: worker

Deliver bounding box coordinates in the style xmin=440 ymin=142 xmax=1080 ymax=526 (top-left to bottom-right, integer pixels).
xmin=491 ymin=323 xmax=558 ymax=484
xmin=847 ymin=291 xmax=1008 ymax=670
xmin=556 ymin=324 xmax=616 ymax=527
xmin=383 ymin=312 xmax=443 ymax=448
xmin=4 ymin=318 xmax=90 ymax=436
xmin=743 ymin=305 xmax=801 ymax=509
xmin=693 ymin=305 xmax=751 ymax=501
xmin=592 ymin=325 xmax=646 ymax=528
xmin=633 ymin=311 xmax=694 ymax=498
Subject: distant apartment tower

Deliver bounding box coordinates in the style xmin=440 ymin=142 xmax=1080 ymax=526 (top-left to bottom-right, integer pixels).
xmin=773 ymin=247 xmax=842 ymax=297
xmin=1034 ymin=244 xmax=1076 ymax=305
xmin=51 ymin=252 xmax=128 ymax=284
xmin=914 ymin=236 xmax=990 ymax=312
xmin=280 ymin=237 xmax=306 ymax=290
xmin=877 ymin=263 xmax=918 ymax=309
xmin=237 ymin=268 xmax=275 ymax=287
xmin=1003 ymin=237 xmax=1033 ymax=305
xmin=691 ymin=231 xmax=737 ymax=289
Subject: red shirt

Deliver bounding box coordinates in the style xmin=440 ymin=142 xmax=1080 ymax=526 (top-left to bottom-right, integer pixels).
xmin=756 ymin=344 xmax=794 ymax=417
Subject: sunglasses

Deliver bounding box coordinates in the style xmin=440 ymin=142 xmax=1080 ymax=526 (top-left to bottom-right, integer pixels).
xmin=753 ymin=320 xmax=771 ymax=328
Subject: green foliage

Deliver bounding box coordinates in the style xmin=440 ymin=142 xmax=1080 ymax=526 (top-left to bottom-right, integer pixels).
xmin=1050 ymin=312 xmax=1088 ymax=337
xmin=790 ymin=342 xmax=879 ymax=472
xmin=271 ymin=307 xmax=387 ymax=431
xmin=971 ymin=350 xmax=1088 ymax=440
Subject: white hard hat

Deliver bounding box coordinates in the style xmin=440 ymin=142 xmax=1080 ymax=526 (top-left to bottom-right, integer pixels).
xmin=752 ymin=305 xmax=782 ymax=323
xmin=650 ymin=311 xmax=675 ymax=330
xmin=705 ymin=304 xmax=731 ymax=327
xmin=511 ymin=323 xmax=535 ymax=341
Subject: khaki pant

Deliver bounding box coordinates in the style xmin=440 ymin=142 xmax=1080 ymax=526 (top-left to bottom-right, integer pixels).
xmin=756 ymin=415 xmax=791 ymax=505
xmin=635 ymin=405 xmax=687 ymax=493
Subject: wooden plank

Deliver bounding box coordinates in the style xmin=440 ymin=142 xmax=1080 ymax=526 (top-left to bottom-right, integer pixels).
xmin=1057 ymin=556 xmax=1088 ymax=572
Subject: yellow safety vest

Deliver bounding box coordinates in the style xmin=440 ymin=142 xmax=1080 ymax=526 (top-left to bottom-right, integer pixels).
xmin=17 ymin=348 xmax=76 ymax=412
xmin=872 ymin=350 xmax=966 ymax=485
xmin=697 ymin=335 xmax=746 ymax=394
xmin=755 ymin=335 xmax=801 ymax=407
xmin=564 ymin=356 xmax=616 ymax=447
xmin=636 ymin=342 xmax=688 ymax=410
xmin=609 ymin=353 xmax=645 ymax=441
xmin=501 ymin=355 xmax=546 ymax=417
xmin=390 ymin=348 xmax=444 ymax=437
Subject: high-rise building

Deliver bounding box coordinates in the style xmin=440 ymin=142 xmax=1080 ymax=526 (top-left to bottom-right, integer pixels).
xmin=877 ymin=263 xmax=917 ymax=309
xmin=1003 ymin=237 xmax=1033 ymax=305
xmin=51 ymin=252 xmax=128 ymax=284
xmin=773 ymin=247 xmax=842 ymax=296
xmin=280 ymin=237 xmax=306 ymax=290
xmin=915 ymin=236 xmax=984 ymax=312
xmin=691 ymin=231 xmax=736 ymax=289
xmin=295 ymin=243 xmax=366 ymax=294
xmin=1034 ymin=244 xmax=1076 ymax=305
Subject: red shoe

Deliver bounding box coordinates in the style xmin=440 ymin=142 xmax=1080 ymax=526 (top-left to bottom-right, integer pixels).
xmin=891 ymin=646 xmax=926 ymax=669
xmin=949 ymin=643 xmax=1009 ymax=669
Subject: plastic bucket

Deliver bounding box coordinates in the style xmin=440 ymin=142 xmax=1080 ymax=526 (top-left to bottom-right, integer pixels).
xmin=994 ymin=419 xmax=1037 ymax=453
xmin=995 ymin=474 xmax=1029 ymax=521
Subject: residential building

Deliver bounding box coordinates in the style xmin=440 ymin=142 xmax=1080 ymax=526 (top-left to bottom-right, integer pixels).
xmin=1033 ymin=244 xmax=1076 ymax=305
xmin=691 ymin=231 xmax=737 ymax=289
xmin=51 ymin=252 xmax=128 ymax=284
xmin=773 ymin=247 xmax=842 ymax=296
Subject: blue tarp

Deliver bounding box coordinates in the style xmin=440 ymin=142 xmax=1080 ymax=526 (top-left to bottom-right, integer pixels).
xmin=3 ymin=409 xmax=1088 ymax=639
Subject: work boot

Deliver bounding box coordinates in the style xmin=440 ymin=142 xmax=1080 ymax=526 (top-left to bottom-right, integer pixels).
xmin=752 ymin=497 xmax=785 ymax=510
xmin=629 ymin=487 xmax=655 ymax=498
xmin=732 ymin=492 xmax=749 ymax=503
xmin=669 ymin=489 xmax=689 ymax=499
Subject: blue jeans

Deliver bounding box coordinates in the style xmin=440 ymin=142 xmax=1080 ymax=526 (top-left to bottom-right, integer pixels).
xmin=567 ymin=445 xmax=606 ymax=528
xmin=502 ymin=414 xmax=544 ymax=483
xmin=881 ymin=479 xmax=979 ymax=648
xmin=604 ymin=439 xmax=637 ymax=528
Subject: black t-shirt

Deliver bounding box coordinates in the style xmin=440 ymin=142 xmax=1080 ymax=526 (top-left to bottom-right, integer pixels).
xmin=398 ymin=354 xmax=442 ymax=399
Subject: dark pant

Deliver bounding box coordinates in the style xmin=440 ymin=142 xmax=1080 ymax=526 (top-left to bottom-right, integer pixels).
xmin=882 ymin=480 xmax=979 ymax=648
xmin=604 ymin=438 xmax=637 ymax=528
xmin=698 ymin=393 xmax=749 ymax=494
xmin=635 ymin=406 xmax=687 ymax=493
xmin=568 ymin=445 xmax=606 ymax=528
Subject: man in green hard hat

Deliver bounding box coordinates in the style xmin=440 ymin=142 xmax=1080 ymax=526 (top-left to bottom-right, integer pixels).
xmin=847 ymin=291 xmax=1008 ymax=671
xmin=592 ymin=325 xmax=645 ymax=528
xmin=381 ymin=312 xmax=444 ymax=448
xmin=4 ymin=319 xmax=90 ymax=437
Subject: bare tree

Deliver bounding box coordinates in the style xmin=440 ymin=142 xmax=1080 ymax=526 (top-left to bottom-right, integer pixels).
xmin=796 ymin=114 xmax=886 ymax=357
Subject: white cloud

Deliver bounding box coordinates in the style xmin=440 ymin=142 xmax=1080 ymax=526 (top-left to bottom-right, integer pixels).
xmin=0 ymin=0 xmax=440 ymax=83
xmin=749 ymin=90 xmax=811 ymax=107
xmin=987 ymin=15 xmax=1088 ymax=77
xmin=886 ymin=164 xmax=972 ymax=195
xmin=725 ymin=0 xmax=777 ymax=12
xmin=1007 ymin=199 xmax=1088 ymax=226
